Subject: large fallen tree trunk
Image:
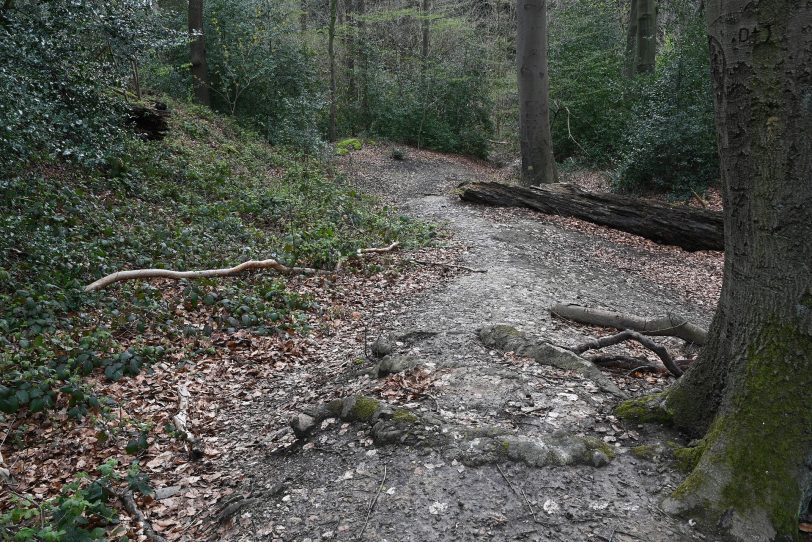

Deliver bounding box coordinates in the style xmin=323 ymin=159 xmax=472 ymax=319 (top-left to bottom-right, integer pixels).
xmin=459 ymin=182 xmax=723 ymax=251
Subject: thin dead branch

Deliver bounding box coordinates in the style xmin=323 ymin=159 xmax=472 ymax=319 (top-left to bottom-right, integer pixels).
xmin=115 ymin=488 xmax=169 ymax=542
xmin=411 ymin=259 xmax=487 ymax=273
xmin=359 ymin=464 xmax=387 ymax=538
xmin=172 ymin=384 xmax=203 ymax=460
xmin=551 ymin=303 xmax=707 ymax=345
xmin=571 ymin=329 xmax=683 ymax=377
xmin=85 ymin=259 xmax=325 ymax=292
xmin=357 ymin=241 xmax=400 ymax=255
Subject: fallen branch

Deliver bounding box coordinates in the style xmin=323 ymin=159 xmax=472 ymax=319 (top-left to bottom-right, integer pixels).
xmin=357 ymin=241 xmax=400 ymax=255
xmin=85 ymin=259 xmax=325 ymax=292
xmin=570 ymin=330 xmax=683 ymax=377
xmin=359 ymin=464 xmax=387 ymax=538
xmin=550 ymin=303 xmax=707 ymax=346
xmin=172 ymin=384 xmax=203 ymax=460
xmin=115 ymin=488 xmax=168 ymax=542
xmin=411 ymin=259 xmax=487 ymax=273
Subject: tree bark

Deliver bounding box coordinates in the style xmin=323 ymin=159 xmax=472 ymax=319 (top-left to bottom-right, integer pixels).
xmin=460 ymin=181 xmax=724 ymax=251
xmin=635 ymin=0 xmax=656 ymax=73
xmin=188 ymin=0 xmax=210 ymax=106
xmin=652 ymin=2 xmax=812 ymax=539
xmin=421 ymin=0 xmax=431 ymax=75
xmin=328 ymin=0 xmax=338 ymax=141
xmin=624 ymin=0 xmax=639 ymax=76
xmin=516 ymin=0 xmax=556 ymax=186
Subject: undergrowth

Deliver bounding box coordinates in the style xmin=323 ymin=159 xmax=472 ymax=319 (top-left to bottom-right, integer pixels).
xmin=0 ymin=98 xmax=435 ymax=418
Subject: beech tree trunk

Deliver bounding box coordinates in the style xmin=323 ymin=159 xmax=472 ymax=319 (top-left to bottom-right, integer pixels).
xmin=357 ymin=0 xmax=369 ymax=129
xmin=624 ymin=0 xmax=657 ymax=75
xmin=516 ymin=0 xmax=556 ymax=186
xmin=460 ymin=181 xmax=724 ymax=251
xmin=635 ymin=0 xmax=656 ymax=73
xmin=188 ymin=0 xmax=210 ymax=106
xmin=327 ymin=0 xmax=338 ymax=141
xmin=657 ymin=3 xmax=812 ymax=539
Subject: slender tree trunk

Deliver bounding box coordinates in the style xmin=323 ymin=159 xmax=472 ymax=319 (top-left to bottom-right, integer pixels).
xmin=635 ymin=0 xmax=656 ymax=73
xmin=623 ymin=0 xmax=638 ymax=76
xmin=345 ymin=0 xmax=356 ymax=108
xmin=516 ymin=0 xmax=556 ymax=186
xmin=188 ymin=0 xmax=210 ymax=106
xmin=328 ymin=0 xmax=338 ymax=141
xmin=656 ymin=3 xmax=812 ymax=539
xmin=420 ymin=0 xmax=430 ymax=75
xmin=357 ymin=0 xmax=369 ymax=130
xmin=300 ymin=0 xmax=307 ymax=33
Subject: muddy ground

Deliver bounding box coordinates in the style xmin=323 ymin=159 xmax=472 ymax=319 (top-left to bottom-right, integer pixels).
xmin=212 ymin=147 xmax=723 ymax=542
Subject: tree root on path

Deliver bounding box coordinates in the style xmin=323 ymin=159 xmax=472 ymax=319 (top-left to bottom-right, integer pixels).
xmin=550 ymin=303 xmax=707 ymax=346
xmin=571 ymin=330 xmax=683 ymax=378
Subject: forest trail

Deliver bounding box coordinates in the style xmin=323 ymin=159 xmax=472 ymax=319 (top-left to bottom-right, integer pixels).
xmin=216 ymin=146 xmax=722 ymax=542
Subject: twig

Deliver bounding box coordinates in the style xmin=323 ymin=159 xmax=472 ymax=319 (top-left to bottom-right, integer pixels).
xmin=495 ymin=464 xmax=538 ymax=522
xmin=115 ymin=488 xmax=169 ymax=542
xmin=410 ymin=259 xmax=487 ymax=273
xmin=359 ymin=465 xmax=387 ymax=538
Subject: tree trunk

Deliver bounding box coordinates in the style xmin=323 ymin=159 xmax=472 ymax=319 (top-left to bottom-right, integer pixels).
xmin=300 ymin=0 xmax=307 ymax=33
xmin=357 ymin=0 xmax=369 ymax=130
xmin=328 ymin=0 xmax=338 ymax=141
xmin=516 ymin=0 xmax=556 ymax=186
xmin=188 ymin=0 xmax=210 ymax=106
xmin=635 ymin=0 xmax=656 ymax=73
xmin=421 ymin=0 xmax=430 ymax=75
xmin=624 ymin=0 xmax=639 ymax=76
xmin=459 ymin=181 xmax=723 ymax=251
xmin=656 ymin=3 xmax=812 ymax=539
xmin=345 ymin=0 xmax=356 ymax=110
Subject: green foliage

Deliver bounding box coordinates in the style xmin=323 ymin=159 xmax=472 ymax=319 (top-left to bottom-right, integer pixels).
xmin=548 ymin=1 xmax=634 ymax=162
xmin=0 ymin=101 xmax=434 ymax=418
xmin=613 ymin=18 xmax=719 ymax=195
xmin=0 ymin=460 xmax=126 ymax=541
xmin=0 ymin=0 xmax=179 ymax=170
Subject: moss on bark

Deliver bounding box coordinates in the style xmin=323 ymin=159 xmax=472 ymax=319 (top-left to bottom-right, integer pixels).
xmin=667 ymin=322 xmax=812 ymax=540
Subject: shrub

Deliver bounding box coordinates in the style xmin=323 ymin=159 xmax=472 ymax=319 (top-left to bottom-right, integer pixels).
xmin=613 ymin=17 xmax=719 ymax=195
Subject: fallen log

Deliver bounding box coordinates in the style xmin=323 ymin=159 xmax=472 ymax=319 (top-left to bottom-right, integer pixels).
xmin=459 ymin=182 xmax=723 ymax=251
xmin=550 ymin=303 xmax=707 ymax=345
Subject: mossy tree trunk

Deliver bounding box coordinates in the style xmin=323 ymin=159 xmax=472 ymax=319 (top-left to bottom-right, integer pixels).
xmin=516 ymin=0 xmax=556 ymax=186
xmin=660 ymin=2 xmax=812 ymax=539
xmin=624 ymin=0 xmax=657 ymax=75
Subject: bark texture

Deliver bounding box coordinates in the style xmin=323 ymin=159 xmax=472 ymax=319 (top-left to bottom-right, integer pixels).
xmin=658 ymin=2 xmax=812 ymax=539
xmin=516 ymin=0 xmax=556 ymax=185
xmin=459 ymin=181 xmax=724 ymax=251
xmin=328 ymin=0 xmax=338 ymax=141
xmin=188 ymin=0 xmax=210 ymax=106
xmin=635 ymin=0 xmax=656 ymax=73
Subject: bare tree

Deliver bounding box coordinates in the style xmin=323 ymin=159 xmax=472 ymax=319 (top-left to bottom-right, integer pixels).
xmin=516 ymin=0 xmax=556 ymax=185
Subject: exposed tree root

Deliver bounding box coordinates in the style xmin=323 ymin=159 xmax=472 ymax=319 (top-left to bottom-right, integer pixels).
xmin=550 ymin=303 xmax=707 ymax=346
xmin=411 ymin=259 xmax=487 ymax=273
xmin=173 ymin=384 xmax=203 ymax=460
xmin=115 ymin=488 xmax=169 ymax=542
xmin=571 ymin=330 xmax=683 ymax=377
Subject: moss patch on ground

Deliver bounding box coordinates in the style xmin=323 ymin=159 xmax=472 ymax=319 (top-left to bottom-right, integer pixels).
xmin=614 ymin=393 xmax=673 ymax=425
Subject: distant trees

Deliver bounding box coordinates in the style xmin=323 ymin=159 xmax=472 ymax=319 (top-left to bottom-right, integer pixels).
xmin=516 ymin=0 xmax=556 ymax=185
xmin=188 ymin=0 xmax=210 ymax=105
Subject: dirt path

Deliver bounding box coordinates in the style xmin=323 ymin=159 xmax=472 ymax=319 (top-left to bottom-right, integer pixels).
xmin=216 ymin=147 xmax=721 ymax=542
